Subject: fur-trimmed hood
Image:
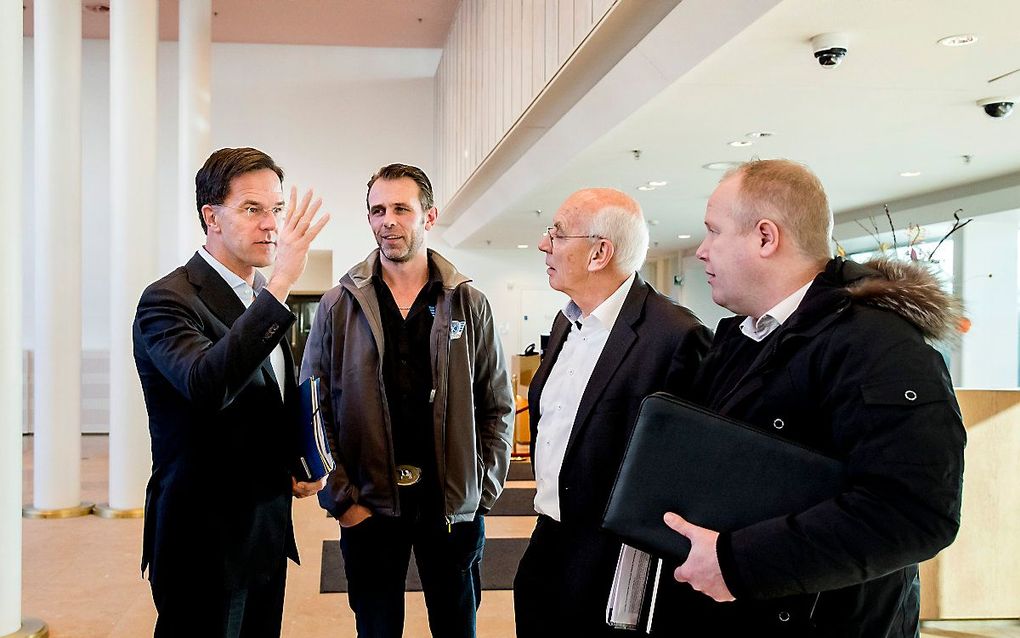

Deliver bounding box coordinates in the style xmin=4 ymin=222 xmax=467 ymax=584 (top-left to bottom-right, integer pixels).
xmin=844 ymin=257 xmax=964 ymax=342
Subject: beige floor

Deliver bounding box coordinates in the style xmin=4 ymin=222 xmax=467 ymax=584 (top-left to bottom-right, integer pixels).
xmin=18 ymin=435 xmax=1020 ymax=637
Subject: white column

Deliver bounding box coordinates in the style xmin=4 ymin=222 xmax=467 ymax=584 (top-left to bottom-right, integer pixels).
xmin=98 ymin=0 xmax=158 ymax=518
xmin=29 ymin=0 xmax=90 ymax=518
xmin=0 ymin=1 xmax=24 ymax=632
xmin=178 ymin=0 xmax=212 ymax=262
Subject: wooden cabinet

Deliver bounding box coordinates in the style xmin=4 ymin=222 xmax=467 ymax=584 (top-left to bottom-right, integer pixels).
xmin=920 ymin=389 xmax=1020 ymax=619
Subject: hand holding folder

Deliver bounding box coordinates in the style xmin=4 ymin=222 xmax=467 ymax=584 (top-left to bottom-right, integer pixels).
xmin=293 ymin=377 xmax=336 ymax=482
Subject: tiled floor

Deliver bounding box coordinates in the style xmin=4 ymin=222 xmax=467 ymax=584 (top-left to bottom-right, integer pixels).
xmin=17 ymin=435 xmax=1020 ymax=637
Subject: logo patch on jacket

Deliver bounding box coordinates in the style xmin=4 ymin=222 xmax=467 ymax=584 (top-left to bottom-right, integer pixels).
xmin=450 ymin=320 xmax=466 ymax=340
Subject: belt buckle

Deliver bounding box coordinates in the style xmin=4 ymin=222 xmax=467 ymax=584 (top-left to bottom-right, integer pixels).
xmin=396 ymin=464 xmax=422 ymax=487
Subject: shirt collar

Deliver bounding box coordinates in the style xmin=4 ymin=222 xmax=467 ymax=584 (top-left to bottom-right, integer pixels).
xmin=372 ymin=254 xmax=441 ymax=290
xmin=198 ymin=246 xmax=262 ymax=306
xmin=739 ymin=279 xmax=813 ymax=342
xmin=563 ymin=272 xmax=636 ymax=333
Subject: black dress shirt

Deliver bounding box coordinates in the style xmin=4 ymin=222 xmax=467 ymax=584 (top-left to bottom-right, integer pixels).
xmin=373 ymin=259 xmax=443 ymax=513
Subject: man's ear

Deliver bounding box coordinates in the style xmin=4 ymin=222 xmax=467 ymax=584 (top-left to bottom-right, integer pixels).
xmin=587 ymin=238 xmax=615 ymax=272
xmin=202 ymin=205 xmax=220 ymax=233
xmin=424 ymin=207 xmax=439 ymax=231
xmin=758 ymin=219 xmax=780 ymax=257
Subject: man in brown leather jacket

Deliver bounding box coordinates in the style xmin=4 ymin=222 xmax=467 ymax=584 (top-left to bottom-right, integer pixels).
xmin=301 ymin=163 xmax=514 ymax=638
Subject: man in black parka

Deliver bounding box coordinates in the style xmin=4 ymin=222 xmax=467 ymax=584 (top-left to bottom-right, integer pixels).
xmin=661 ymin=159 xmax=966 ymax=637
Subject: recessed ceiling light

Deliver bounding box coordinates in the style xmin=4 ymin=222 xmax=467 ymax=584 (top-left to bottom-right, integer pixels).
xmin=638 ymin=185 xmax=655 ymax=191
xmin=677 ymin=234 xmax=691 ymax=239
xmin=745 ymin=131 xmax=774 ymax=138
xmin=648 ymin=219 xmax=660 ymax=225
xmin=728 ymin=140 xmax=753 ymax=147
xmin=703 ymin=162 xmax=742 ymax=171
xmin=517 ymin=244 xmax=529 ymax=249
xmin=648 ymin=180 xmax=668 ymax=187
xmin=900 ymin=171 xmax=922 ymax=177
xmin=938 ymin=34 xmax=978 ymax=47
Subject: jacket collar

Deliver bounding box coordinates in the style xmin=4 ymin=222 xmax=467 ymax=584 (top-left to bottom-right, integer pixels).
xmin=708 ymin=259 xmax=865 ymax=413
xmin=344 ymin=248 xmax=471 ymax=291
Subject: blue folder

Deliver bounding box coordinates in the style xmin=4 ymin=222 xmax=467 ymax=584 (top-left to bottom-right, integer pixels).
xmin=294 ymin=377 xmax=336 ymax=482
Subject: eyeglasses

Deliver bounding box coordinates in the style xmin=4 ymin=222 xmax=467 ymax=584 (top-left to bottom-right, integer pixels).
xmin=215 ymin=203 xmax=286 ymax=221
xmin=543 ymin=226 xmax=603 ymax=247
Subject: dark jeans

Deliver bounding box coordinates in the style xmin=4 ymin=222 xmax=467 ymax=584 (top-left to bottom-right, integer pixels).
xmin=151 ymin=558 xmax=287 ymax=638
xmin=338 ymin=490 xmax=485 ymax=638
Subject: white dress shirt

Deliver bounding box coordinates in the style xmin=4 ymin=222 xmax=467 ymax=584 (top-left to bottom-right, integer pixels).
xmin=198 ymin=247 xmax=287 ymax=400
xmin=739 ymin=279 xmax=813 ymax=342
xmin=534 ymin=273 xmax=636 ymax=521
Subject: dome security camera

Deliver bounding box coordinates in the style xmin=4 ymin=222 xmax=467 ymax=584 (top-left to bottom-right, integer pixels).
xmin=977 ymin=97 xmax=1015 ymax=119
xmin=811 ymin=33 xmax=849 ymax=68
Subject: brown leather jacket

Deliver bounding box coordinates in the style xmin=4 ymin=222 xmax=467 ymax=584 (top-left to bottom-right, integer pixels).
xmin=300 ymin=249 xmax=514 ymax=523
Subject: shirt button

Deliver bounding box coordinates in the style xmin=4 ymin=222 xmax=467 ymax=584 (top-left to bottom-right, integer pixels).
xmin=778 ymin=611 xmax=791 ymax=622
xmin=773 ymin=418 xmax=785 ymax=430
xmin=904 ymin=390 xmax=917 ymax=401
xmin=568 ymin=369 xmax=574 ymax=376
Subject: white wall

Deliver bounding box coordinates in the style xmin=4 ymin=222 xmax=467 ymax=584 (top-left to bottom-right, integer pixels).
xmin=678 ymin=253 xmax=730 ymax=333
xmin=958 ymin=209 xmax=1020 ymax=388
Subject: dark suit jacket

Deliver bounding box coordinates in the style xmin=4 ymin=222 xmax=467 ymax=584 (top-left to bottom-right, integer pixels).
xmin=528 ymin=275 xmax=711 ymax=526
xmin=133 ymin=252 xmax=300 ymax=592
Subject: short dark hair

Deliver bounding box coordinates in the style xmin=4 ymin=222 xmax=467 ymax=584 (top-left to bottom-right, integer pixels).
xmin=366 ymin=163 xmax=434 ymax=212
xmin=195 ymin=147 xmax=284 ymax=234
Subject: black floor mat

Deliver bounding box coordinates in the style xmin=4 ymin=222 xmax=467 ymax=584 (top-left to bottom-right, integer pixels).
xmin=487 ymin=487 xmax=537 ymax=517
xmin=319 ymin=537 xmax=529 ymax=593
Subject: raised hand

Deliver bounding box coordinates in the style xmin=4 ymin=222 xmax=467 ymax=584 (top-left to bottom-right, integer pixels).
xmin=267 ymin=186 xmax=330 ymax=302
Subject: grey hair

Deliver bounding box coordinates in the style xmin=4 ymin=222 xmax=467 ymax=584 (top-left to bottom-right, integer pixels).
xmin=589 ymin=205 xmax=649 ymax=273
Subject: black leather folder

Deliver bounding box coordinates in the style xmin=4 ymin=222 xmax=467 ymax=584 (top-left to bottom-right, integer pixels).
xmin=602 ymin=392 xmax=845 ymax=563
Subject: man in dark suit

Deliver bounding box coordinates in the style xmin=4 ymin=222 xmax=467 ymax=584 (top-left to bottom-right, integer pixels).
xmin=133 ymin=147 xmax=330 ymax=637
xmin=513 ymin=188 xmax=711 ymax=636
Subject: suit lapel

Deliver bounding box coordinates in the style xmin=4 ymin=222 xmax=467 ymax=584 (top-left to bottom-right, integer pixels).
xmin=528 ymin=312 xmax=571 ymax=459
xmin=562 ymin=277 xmax=648 ymax=461
xmin=186 ymin=252 xmax=247 ymax=328
xmin=529 ymin=313 xmax=570 ymax=402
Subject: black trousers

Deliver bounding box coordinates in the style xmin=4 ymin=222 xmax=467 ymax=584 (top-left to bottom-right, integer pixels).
xmin=513 ymin=515 xmax=635 ymax=638
xmin=514 ymin=515 xmax=695 ymax=637
xmin=338 ymin=487 xmax=485 ymax=638
xmin=151 ymin=557 xmax=287 ymax=638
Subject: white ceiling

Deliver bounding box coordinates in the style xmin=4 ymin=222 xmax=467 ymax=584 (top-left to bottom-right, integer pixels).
xmin=456 ymin=0 xmax=1020 ymax=256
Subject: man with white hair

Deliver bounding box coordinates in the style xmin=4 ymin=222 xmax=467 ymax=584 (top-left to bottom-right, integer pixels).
xmin=513 ymin=188 xmax=711 ymax=636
